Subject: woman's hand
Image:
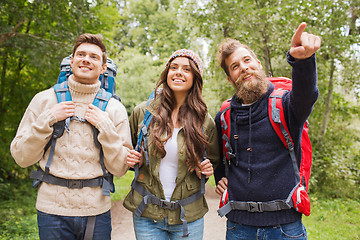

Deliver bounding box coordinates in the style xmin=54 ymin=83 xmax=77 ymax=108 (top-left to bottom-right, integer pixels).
xmin=195 ymin=159 xmax=214 ymax=179
xmin=126 ymin=149 xmax=143 ymax=168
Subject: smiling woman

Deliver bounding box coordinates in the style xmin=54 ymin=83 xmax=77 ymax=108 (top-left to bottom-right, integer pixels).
xmin=122 ymin=49 xmax=220 ymax=240
xmin=166 ymin=57 xmax=194 ymax=105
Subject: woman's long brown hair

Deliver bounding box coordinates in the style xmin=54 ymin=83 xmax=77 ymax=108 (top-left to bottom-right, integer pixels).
xmin=150 ymin=58 xmax=208 ymax=171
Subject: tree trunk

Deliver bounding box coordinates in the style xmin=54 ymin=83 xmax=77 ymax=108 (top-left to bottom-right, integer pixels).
xmin=260 ymin=26 xmax=273 ymax=76
xmin=349 ymin=2 xmax=360 ymax=36
xmin=0 ymin=52 xmax=8 ymax=127
xmin=320 ymin=57 xmax=335 ymax=137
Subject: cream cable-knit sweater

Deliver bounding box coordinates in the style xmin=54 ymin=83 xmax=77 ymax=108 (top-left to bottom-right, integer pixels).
xmin=11 ymin=78 xmax=132 ymax=216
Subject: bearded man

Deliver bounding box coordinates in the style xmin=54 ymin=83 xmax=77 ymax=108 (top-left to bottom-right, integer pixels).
xmin=213 ymin=22 xmax=321 ymax=240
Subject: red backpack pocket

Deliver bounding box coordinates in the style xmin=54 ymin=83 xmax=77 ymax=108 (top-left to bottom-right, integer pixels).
xmin=219 ymin=189 xmax=229 ymax=209
xmin=292 ymin=184 xmax=311 ymax=216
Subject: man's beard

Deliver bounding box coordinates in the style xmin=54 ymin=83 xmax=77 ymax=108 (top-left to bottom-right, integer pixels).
xmin=233 ymin=69 xmax=269 ymax=104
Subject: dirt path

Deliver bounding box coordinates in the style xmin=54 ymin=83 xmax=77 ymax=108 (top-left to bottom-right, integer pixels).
xmin=111 ymin=184 xmax=227 ymax=239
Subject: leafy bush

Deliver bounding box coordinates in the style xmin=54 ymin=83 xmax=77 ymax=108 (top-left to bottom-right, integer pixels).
xmin=0 ymin=180 xmax=38 ymax=239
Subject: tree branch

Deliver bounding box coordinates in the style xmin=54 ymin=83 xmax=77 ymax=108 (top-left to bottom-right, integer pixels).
xmin=0 ymin=19 xmax=64 ymax=47
xmin=0 ymin=19 xmax=27 ymax=46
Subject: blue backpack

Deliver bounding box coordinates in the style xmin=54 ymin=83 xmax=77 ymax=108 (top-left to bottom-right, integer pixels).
xmin=30 ymin=55 xmax=119 ymax=196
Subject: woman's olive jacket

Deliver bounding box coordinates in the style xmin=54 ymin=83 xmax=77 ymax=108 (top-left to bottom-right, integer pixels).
xmin=123 ymin=98 xmax=220 ymax=225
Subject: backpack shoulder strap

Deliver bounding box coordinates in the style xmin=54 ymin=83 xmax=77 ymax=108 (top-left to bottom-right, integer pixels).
xmin=268 ymin=85 xmax=300 ymax=185
xmin=268 ymin=88 xmax=293 ymax=149
xmin=32 ymin=82 xmax=72 ymax=187
xmin=54 ymin=81 xmax=72 ymax=103
xmin=267 ymin=76 xmax=293 ymax=149
xmin=91 ymin=88 xmax=113 ymax=148
xmin=220 ymin=99 xmax=231 ymax=129
xmin=45 ymin=81 xmax=72 ymax=152
xmin=90 ymin=87 xmax=114 ymax=196
xmin=135 ymin=91 xmax=155 ymax=153
xmin=220 ymin=99 xmax=233 ymax=177
xmin=134 ymin=91 xmax=155 ymax=181
xmin=92 ymin=88 xmax=112 ymax=111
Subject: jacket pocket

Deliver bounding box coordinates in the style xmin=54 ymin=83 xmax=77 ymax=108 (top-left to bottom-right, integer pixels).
xmin=135 ymin=167 xmax=153 ymax=186
xmin=183 ymin=174 xmax=201 ymax=198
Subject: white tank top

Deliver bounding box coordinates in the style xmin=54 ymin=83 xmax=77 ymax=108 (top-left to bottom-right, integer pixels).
xmin=159 ymin=128 xmax=180 ymax=201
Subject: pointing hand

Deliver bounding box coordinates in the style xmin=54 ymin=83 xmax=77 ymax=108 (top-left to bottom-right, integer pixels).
xmin=290 ymin=22 xmax=321 ymax=60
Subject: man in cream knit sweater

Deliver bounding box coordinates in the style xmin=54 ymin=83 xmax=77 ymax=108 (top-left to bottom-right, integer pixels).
xmin=10 ymin=34 xmax=132 ymax=239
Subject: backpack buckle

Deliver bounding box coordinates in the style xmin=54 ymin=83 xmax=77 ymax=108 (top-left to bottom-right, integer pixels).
xmin=227 ymin=152 xmax=236 ymax=159
xmin=247 ymin=202 xmax=263 ymax=212
xmin=159 ymin=199 xmax=177 ymax=210
xmin=67 ymin=179 xmax=83 ymax=189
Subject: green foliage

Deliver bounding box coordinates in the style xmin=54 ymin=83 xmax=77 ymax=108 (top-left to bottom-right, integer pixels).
xmin=0 ymin=180 xmax=38 ymax=239
xmin=0 ymin=214 xmax=38 ymax=240
xmin=116 ymin=47 xmax=163 ymax=114
xmin=309 ymin=91 xmax=360 ymax=198
xmin=114 ymin=0 xmax=191 ymax=58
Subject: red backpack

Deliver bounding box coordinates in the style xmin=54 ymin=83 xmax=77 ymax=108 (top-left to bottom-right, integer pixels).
xmin=218 ymin=77 xmax=312 ymax=217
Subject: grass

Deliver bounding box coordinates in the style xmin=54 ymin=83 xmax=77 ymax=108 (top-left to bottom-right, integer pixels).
xmin=1 ymin=173 xmax=360 ymax=239
xmin=303 ymin=196 xmax=360 ymax=239
xmin=111 ymin=170 xmax=134 ymax=202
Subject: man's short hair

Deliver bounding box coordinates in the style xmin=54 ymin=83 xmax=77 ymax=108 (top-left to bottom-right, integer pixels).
xmin=73 ymin=33 xmax=107 ymax=64
xmin=217 ymin=38 xmax=257 ymax=76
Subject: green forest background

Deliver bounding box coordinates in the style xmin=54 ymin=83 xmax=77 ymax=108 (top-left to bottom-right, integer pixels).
xmin=1 ymin=0 xmax=359 ymax=238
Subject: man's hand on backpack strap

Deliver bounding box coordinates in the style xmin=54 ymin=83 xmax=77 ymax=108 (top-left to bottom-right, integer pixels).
xmin=290 ymin=22 xmax=321 ymax=60
xmin=85 ymin=104 xmax=108 ymax=127
xmin=50 ymin=101 xmax=75 ymax=123
xmin=215 ymin=177 xmax=228 ymax=196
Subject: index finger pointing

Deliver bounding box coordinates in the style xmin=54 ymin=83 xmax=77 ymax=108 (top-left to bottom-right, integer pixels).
xmin=292 ymin=22 xmax=307 ymax=46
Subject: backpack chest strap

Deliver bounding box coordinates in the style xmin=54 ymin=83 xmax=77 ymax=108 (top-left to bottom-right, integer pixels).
xmin=30 ymin=167 xmax=106 ymax=189
xmin=217 ymin=199 xmax=292 ymax=217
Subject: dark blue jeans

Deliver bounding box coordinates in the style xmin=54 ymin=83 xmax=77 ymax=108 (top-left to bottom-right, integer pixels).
xmin=226 ymin=219 xmax=307 ymax=240
xmin=37 ymin=210 xmax=111 ymax=240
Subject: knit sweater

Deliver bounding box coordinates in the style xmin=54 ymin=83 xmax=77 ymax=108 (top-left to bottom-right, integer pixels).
xmin=10 ymin=77 xmax=132 ymax=216
xmin=214 ymin=53 xmax=319 ymax=226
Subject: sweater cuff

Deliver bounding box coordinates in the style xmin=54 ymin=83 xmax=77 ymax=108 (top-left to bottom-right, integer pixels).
xmin=287 ymin=51 xmax=315 ymax=64
xmin=96 ymin=117 xmax=115 ymax=133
